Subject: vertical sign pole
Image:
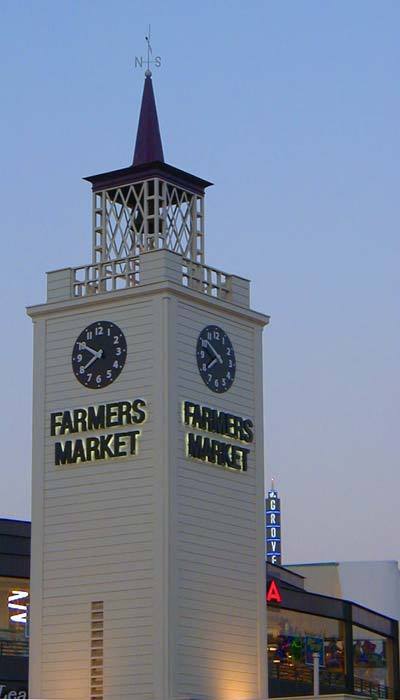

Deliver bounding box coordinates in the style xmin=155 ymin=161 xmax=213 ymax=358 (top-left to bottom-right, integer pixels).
xmin=313 ymin=652 xmax=320 ymax=698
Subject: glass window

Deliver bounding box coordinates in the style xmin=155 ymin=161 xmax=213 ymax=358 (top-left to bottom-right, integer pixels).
xmin=353 ymin=624 xmax=393 ymax=698
xmin=268 ymin=607 xmax=346 ymax=697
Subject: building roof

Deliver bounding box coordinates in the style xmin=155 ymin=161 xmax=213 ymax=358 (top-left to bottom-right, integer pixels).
xmin=84 ymin=72 xmax=213 ymax=195
xmin=133 ymin=72 xmax=164 ymax=166
xmin=0 ymin=518 xmax=30 ymax=578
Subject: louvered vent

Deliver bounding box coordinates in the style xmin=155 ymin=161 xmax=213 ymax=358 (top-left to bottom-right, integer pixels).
xmin=90 ymin=601 xmax=104 ymax=700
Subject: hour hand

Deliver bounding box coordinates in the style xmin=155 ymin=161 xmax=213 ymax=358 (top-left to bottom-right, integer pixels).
xmin=207 ymin=357 xmax=218 ymax=370
xmin=83 ymin=349 xmax=103 ymax=369
xmin=84 ymin=344 xmax=99 ymax=357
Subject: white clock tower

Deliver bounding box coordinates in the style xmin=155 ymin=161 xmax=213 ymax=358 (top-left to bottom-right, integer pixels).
xmin=27 ymin=70 xmax=269 ymax=700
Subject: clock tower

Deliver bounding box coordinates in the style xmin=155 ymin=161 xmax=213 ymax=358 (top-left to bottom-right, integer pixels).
xmin=27 ymin=70 xmax=269 ymax=700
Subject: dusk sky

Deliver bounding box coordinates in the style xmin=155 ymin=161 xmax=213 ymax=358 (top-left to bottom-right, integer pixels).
xmin=0 ymin=0 xmax=398 ymax=564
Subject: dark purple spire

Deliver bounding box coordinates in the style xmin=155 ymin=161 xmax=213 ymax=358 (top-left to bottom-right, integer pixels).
xmin=133 ymin=71 xmax=164 ymax=166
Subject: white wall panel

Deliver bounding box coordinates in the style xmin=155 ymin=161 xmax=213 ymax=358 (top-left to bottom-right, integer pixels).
xmin=174 ymin=299 xmax=266 ymax=700
xmin=30 ymin=297 xmax=158 ymax=699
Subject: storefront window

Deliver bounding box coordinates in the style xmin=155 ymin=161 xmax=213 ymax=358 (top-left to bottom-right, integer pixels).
xmin=268 ymin=607 xmax=346 ymax=697
xmin=353 ymin=625 xmax=393 ymax=697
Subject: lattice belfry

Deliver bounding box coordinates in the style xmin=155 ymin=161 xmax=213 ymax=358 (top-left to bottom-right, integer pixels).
xmin=92 ymin=178 xmax=204 ymax=264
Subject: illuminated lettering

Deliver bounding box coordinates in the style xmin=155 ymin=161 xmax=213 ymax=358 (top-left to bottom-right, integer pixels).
xmin=266 ymin=487 xmax=281 ymax=564
xmin=55 ymin=431 xmax=140 ymax=466
xmin=51 ymin=400 xmax=147 ymax=466
xmin=183 ymin=401 xmax=253 ymax=443
xmin=8 ymin=591 xmax=29 ymax=624
xmin=187 ymin=433 xmax=249 ymax=472
xmin=50 ymin=399 xmax=147 ymax=436
xmin=266 ymin=579 xmax=282 ymax=604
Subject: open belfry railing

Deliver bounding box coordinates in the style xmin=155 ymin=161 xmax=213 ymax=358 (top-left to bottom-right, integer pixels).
xmin=72 ymin=255 xmax=232 ymax=300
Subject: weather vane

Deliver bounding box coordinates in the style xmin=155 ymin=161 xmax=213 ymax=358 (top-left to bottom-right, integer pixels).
xmin=135 ymin=25 xmax=161 ymax=73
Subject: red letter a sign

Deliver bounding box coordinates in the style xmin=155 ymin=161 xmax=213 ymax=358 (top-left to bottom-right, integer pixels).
xmin=266 ymin=579 xmax=282 ymax=603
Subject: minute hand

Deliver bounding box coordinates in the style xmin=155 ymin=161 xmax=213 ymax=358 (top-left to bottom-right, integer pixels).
xmin=207 ymin=341 xmax=223 ymax=364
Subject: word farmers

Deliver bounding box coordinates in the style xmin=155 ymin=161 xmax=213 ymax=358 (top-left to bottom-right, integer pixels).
xmin=50 ymin=399 xmax=146 ymax=436
xmin=184 ymin=401 xmax=253 ymax=443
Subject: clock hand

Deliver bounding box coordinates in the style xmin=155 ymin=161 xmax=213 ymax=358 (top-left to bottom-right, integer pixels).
xmin=83 ymin=349 xmax=103 ymax=370
xmin=207 ymin=358 xmax=218 ymax=370
xmin=84 ymin=344 xmax=99 ymax=357
xmin=206 ymin=341 xmax=223 ymax=364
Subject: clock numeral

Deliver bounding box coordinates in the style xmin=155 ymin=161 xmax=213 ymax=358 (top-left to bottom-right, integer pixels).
xmin=226 ymin=347 xmax=231 ymax=356
xmin=78 ymin=342 xmax=86 ymax=350
xmin=227 ymin=371 xmax=231 ymax=379
xmin=106 ymin=369 xmax=112 ymax=379
xmin=79 ymin=366 xmax=85 ymax=374
xmin=202 ymin=363 xmax=207 ymax=371
xmin=222 ymin=378 xmax=226 ymax=387
xmin=214 ymin=379 xmax=219 ymax=388
xmin=116 ymin=347 xmax=122 ymax=356
xmin=95 ymin=326 xmax=103 ymax=336
xmin=201 ymin=339 xmax=207 ymax=348
xmin=228 ymin=360 xmax=233 ymax=368
xmin=86 ymin=331 xmax=93 ymax=340
xmin=113 ymin=335 xmax=119 ymax=345
xmin=213 ymin=331 xmax=220 ymax=340
xmin=77 ymin=353 xmax=82 ymax=362
xmin=96 ymin=375 xmax=102 ymax=384
xmin=222 ymin=336 xmax=226 ymax=345
xmin=207 ymin=332 xmax=212 ymax=340
xmin=87 ymin=373 xmax=92 ymax=382
xmin=113 ymin=360 xmax=119 ymax=369
xmin=208 ymin=374 xmax=212 ymax=382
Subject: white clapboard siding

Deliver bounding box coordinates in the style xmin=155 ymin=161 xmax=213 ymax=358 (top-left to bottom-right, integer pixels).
xmin=31 ymin=297 xmax=158 ymax=700
xmin=173 ymin=298 xmax=266 ymax=700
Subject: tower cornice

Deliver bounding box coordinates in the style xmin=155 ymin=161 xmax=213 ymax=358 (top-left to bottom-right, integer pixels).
xmin=84 ymin=160 xmax=213 ymax=196
xmin=27 ymin=278 xmax=269 ymax=327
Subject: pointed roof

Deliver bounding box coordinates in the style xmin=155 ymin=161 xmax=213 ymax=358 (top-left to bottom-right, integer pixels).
xmin=133 ymin=71 xmax=164 ymax=166
xmin=84 ymin=70 xmax=213 ymax=195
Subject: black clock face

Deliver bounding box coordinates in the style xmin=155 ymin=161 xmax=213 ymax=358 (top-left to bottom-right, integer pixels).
xmin=72 ymin=321 xmax=127 ymax=389
xmin=196 ymin=325 xmax=236 ymax=393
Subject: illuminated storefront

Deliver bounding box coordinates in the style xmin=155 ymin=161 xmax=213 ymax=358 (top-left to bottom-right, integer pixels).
xmin=267 ymin=565 xmax=399 ymax=699
xmin=0 ymin=519 xmax=29 ymax=698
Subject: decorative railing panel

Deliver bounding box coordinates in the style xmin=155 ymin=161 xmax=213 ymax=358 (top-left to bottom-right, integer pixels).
xmin=182 ymin=259 xmax=230 ymax=300
xmin=73 ymin=256 xmax=140 ymax=297
xmin=72 ymin=255 xmax=231 ymax=301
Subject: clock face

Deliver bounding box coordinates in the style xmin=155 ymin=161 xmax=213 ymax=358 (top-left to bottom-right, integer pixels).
xmin=196 ymin=325 xmax=236 ymax=393
xmin=72 ymin=321 xmax=127 ymax=389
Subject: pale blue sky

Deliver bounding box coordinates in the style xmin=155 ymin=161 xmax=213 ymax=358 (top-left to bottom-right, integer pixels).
xmin=0 ymin=0 xmax=399 ymax=563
